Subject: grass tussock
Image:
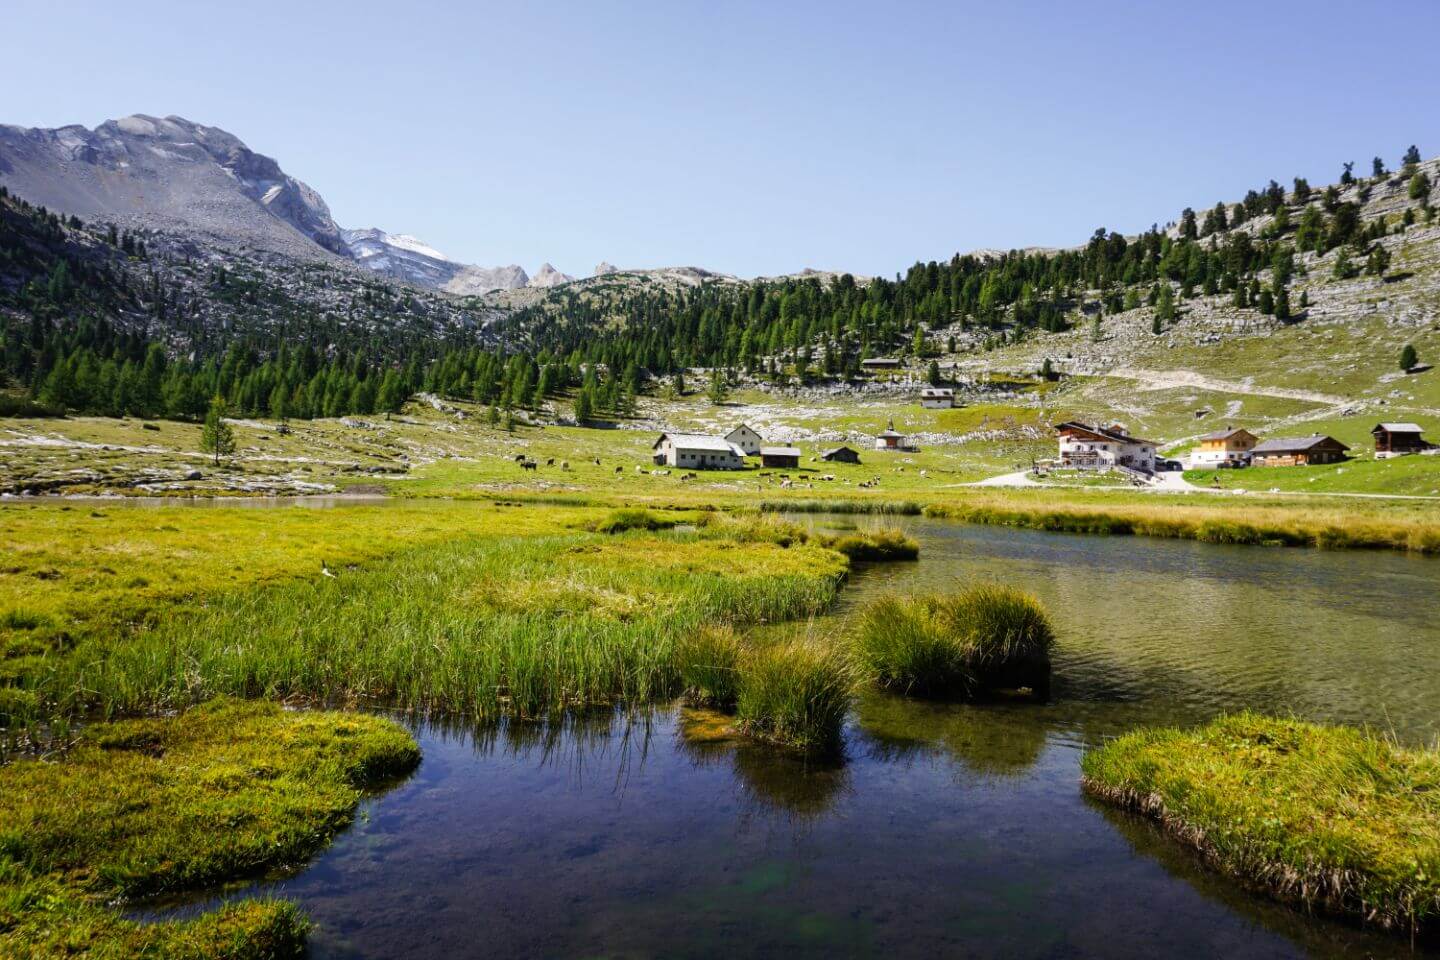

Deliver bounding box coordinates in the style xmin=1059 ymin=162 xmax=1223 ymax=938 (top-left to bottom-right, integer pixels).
xmin=854 ymin=585 xmax=1053 ymax=698
xmin=817 ymin=527 xmax=920 ymax=562
xmin=1082 ymin=713 xmax=1440 ymax=937
xmin=735 ymin=639 xmax=857 ymax=753
xmin=676 ymin=625 xmax=744 ymax=708
xmin=0 ymin=697 xmax=419 ymax=958
xmin=588 ymin=507 xmax=678 ymax=534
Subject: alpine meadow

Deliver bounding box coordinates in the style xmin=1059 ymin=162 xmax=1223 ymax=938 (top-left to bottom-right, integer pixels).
xmin=2 ymin=3 xmax=1439 ymax=957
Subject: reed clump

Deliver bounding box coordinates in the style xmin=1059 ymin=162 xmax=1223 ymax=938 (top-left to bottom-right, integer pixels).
xmin=817 ymin=527 xmax=920 ymax=562
xmin=1082 ymin=713 xmax=1440 ymax=938
xmin=0 ymin=697 xmax=419 ymax=958
xmin=735 ymin=639 xmax=857 ymax=753
xmin=853 ymin=585 xmax=1053 ymax=697
xmin=589 ymin=508 xmax=678 ymax=534
xmin=676 ymin=625 xmax=744 ymax=708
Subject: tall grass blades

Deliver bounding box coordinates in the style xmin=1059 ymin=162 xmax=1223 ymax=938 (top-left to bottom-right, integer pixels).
xmin=676 ymin=625 xmax=743 ymax=707
xmin=43 ymin=532 xmax=848 ymax=724
xmin=854 ymin=585 xmax=1053 ymax=697
xmin=735 ymin=639 xmax=856 ymax=753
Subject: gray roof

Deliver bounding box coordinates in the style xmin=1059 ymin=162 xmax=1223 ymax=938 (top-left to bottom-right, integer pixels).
xmin=1252 ymin=435 xmax=1349 ymax=453
xmin=1375 ymin=422 xmax=1425 ymax=433
xmin=1054 ymin=421 xmax=1159 ymax=447
xmin=760 ymin=446 xmax=802 ymax=457
xmin=659 ymin=434 xmax=744 ymax=454
xmin=821 ymin=446 xmax=858 ymax=457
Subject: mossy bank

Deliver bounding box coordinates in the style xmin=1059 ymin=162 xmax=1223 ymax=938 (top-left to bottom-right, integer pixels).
xmin=1082 ymin=713 xmax=1440 ymax=938
xmin=0 ymin=698 xmax=419 ymax=959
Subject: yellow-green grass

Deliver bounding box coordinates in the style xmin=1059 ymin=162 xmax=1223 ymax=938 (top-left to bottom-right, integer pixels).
xmin=853 ymin=586 xmax=1053 ymax=698
xmin=734 ymin=637 xmax=857 ymax=753
xmin=34 ymin=525 xmax=847 ymax=726
xmin=1082 ymin=713 xmax=1440 ymax=937
xmin=921 ymin=489 xmax=1440 ymax=553
xmin=0 ymin=698 xmax=419 ymax=959
xmin=0 ymin=500 xmax=593 ymax=685
xmin=1186 ymin=456 xmax=1440 ymax=496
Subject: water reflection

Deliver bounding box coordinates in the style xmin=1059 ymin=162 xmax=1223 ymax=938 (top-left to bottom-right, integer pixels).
xmin=128 ymin=515 xmax=1440 ymax=958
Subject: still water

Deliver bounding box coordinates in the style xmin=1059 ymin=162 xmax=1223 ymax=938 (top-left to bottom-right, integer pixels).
xmin=150 ymin=518 xmax=1440 ymax=958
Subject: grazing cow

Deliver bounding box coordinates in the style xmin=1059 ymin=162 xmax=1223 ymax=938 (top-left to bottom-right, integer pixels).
xmin=561 ymin=461 xmax=570 ymax=471
xmin=635 ymin=466 xmax=647 ymax=474
xmin=521 ymin=461 xmax=537 ymax=472
xmin=615 ymin=466 xmax=623 ymax=473
xmin=546 ymin=458 xmax=555 ymax=466
xmin=594 ymin=458 xmax=601 ymax=465
xmin=513 ymin=454 xmax=527 ymax=462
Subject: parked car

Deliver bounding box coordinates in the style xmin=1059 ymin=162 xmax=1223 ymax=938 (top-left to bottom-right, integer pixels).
xmin=1153 ymin=458 xmax=1182 ymax=472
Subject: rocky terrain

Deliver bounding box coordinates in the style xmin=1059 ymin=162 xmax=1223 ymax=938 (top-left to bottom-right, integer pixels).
xmin=0 ymin=114 xmax=573 ymax=299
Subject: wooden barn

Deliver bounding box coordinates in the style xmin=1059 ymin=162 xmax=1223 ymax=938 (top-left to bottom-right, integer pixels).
xmin=820 ymin=446 xmax=861 ymax=464
xmin=1372 ymin=423 xmax=1432 ymax=459
xmin=760 ymin=446 xmax=802 ymax=468
xmin=1250 ymin=435 xmax=1349 ymax=467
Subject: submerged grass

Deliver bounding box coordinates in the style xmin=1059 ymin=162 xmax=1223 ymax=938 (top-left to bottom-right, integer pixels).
xmin=854 ymin=585 xmax=1053 ymax=698
xmin=0 ymin=697 xmax=419 ymax=958
xmin=1082 ymin=713 xmax=1440 ymax=937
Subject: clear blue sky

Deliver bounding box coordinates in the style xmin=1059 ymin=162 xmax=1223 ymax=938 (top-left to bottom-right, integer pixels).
xmin=5 ymin=0 xmax=1438 ymax=279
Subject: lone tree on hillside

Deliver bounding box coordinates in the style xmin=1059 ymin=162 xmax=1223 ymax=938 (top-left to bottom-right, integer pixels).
xmin=200 ymin=395 xmax=236 ymax=465
xmin=706 ymin=368 xmax=730 ymax=405
xmin=927 ymin=359 xmax=942 ymax=386
xmin=1400 ymin=343 xmax=1419 ymax=372
xmin=1410 ymin=171 xmax=1432 ymax=202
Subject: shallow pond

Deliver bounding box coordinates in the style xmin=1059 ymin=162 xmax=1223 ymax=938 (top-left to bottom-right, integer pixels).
xmin=147 ymin=517 xmax=1440 ymax=958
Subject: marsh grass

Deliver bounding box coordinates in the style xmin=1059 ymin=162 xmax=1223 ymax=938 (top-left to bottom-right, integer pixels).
xmin=735 ymin=638 xmax=857 ymax=753
xmin=923 ymin=499 xmax=1440 ymax=555
xmin=817 ymin=527 xmax=920 ymax=562
xmin=854 ymin=585 xmax=1053 ymax=698
xmin=30 ymin=530 xmax=846 ymax=728
xmin=0 ymin=698 xmax=419 ymax=958
xmin=676 ymin=625 xmax=744 ymax=707
xmin=761 ymin=499 xmax=924 ymax=515
xmin=589 ymin=507 xmax=678 ymax=534
xmin=1081 ymin=713 xmax=1440 ymax=938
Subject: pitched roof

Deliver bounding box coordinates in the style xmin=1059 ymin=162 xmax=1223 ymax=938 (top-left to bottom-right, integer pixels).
xmin=1251 ymin=435 xmax=1350 ymax=453
xmin=1054 ymin=421 xmax=1159 ymax=447
xmin=760 ymin=446 xmax=802 ymax=457
xmin=725 ymin=424 xmax=760 ymax=438
xmin=1374 ymin=422 xmax=1425 ymax=433
xmin=655 ymin=433 xmax=744 ymax=453
xmin=820 ymin=446 xmax=858 ymax=458
xmin=1198 ymin=427 xmax=1255 ymax=441
xmin=876 ymin=428 xmax=907 ymax=438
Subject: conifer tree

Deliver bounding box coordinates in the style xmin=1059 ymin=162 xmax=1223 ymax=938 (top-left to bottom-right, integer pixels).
xmin=200 ymin=395 xmax=236 ymax=465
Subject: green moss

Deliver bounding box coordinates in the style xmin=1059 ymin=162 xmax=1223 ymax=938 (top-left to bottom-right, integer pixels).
xmin=0 ymin=698 xmax=419 ymax=958
xmin=854 ymin=586 xmax=1053 ymax=698
xmin=1082 ymin=713 xmax=1440 ymax=937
